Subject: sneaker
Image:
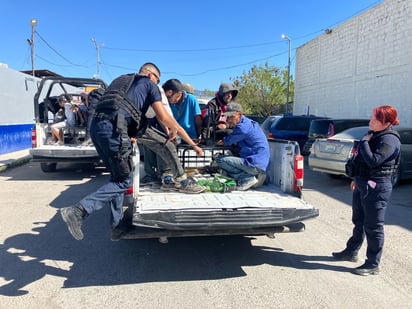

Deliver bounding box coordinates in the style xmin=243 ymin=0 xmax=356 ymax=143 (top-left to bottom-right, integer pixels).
xmin=60 ymin=204 xmax=86 ymax=240
xmin=252 ymin=173 xmax=267 ymax=188
xmin=237 ymin=177 xmax=258 ymax=191
xmin=54 ymin=141 xmax=64 ymax=146
xmin=332 ymin=249 xmax=359 ymax=262
xmin=353 ymin=263 xmax=380 ymax=276
xmin=140 ymin=175 xmax=161 ymax=186
xmin=161 ymin=175 xmax=179 ymax=191
xmin=179 ymin=178 xmax=206 ymax=194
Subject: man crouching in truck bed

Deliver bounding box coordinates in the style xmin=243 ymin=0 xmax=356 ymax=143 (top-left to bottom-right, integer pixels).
xmin=215 ymin=102 xmax=269 ymax=191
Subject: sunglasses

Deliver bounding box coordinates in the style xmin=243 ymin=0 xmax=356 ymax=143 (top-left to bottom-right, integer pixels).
xmin=147 ymin=70 xmax=160 ymax=84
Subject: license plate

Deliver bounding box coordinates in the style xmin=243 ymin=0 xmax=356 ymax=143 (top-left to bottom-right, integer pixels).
xmin=320 ymin=144 xmax=336 ymax=153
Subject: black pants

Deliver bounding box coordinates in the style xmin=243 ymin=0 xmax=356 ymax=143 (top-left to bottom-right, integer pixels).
xmin=346 ymin=178 xmax=392 ymax=267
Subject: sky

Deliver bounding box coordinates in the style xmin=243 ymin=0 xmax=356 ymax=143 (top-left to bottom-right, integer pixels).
xmin=1 ymin=0 xmax=382 ymax=92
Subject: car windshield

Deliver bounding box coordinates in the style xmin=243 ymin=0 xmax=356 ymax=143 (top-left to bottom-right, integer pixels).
xmin=332 ymin=126 xmax=369 ymax=140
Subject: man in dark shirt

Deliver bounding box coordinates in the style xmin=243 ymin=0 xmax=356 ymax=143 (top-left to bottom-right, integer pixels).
xmin=60 ymin=63 xmax=205 ymax=241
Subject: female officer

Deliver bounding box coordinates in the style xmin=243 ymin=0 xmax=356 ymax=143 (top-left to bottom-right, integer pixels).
xmin=332 ymin=105 xmax=401 ymax=276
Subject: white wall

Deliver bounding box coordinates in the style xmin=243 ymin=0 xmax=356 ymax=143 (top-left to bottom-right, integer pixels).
xmin=294 ymin=0 xmax=412 ymax=126
xmin=0 ymin=65 xmax=40 ymax=124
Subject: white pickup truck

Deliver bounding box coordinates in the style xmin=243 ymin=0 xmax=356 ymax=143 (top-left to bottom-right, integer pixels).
xmin=120 ymin=140 xmax=319 ymax=242
xmin=30 ymin=77 xmax=318 ymax=240
xmin=30 ymin=77 xmax=107 ymax=172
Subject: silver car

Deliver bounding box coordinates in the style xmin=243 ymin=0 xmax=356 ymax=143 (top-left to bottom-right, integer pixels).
xmin=308 ymin=126 xmax=412 ymax=186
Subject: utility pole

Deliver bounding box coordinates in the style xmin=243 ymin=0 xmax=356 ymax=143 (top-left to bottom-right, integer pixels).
xmin=281 ymin=34 xmax=291 ymax=114
xmin=91 ymin=38 xmax=103 ymax=79
xmin=30 ymin=18 xmax=38 ymax=77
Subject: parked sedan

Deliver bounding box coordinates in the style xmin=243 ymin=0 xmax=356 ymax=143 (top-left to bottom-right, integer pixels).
xmin=308 ymin=126 xmax=412 ymax=186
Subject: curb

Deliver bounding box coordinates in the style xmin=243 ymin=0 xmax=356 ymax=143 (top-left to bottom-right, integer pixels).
xmin=0 ymin=155 xmax=32 ymax=172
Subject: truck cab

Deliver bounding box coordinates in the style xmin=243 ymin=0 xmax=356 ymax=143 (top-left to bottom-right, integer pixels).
xmin=30 ymin=77 xmax=107 ymax=172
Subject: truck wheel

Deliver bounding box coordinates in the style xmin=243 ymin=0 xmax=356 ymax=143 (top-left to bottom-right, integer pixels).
xmin=80 ymin=163 xmax=97 ymax=171
xmin=40 ymin=162 xmax=57 ymax=173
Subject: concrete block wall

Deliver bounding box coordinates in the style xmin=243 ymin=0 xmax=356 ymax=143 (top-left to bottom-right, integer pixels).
xmin=294 ymin=0 xmax=412 ymax=126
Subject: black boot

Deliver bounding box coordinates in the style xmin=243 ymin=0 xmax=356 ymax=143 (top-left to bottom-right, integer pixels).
xmin=332 ymin=249 xmax=359 ymax=262
xmin=60 ymin=204 xmax=87 ymax=240
xmin=353 ymin=263 xmax=380 ymax=276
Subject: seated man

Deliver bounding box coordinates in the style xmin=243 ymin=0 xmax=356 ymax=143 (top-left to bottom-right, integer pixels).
xmin=162 ymin=79 xmax=202 ymax=142
xmin=215 ymin=102 xmax=269 ymax=191
xmin=49 ymin=95 xmax=78 ymax=145
xmin=202 ymin=82 xmax=238 ymax=144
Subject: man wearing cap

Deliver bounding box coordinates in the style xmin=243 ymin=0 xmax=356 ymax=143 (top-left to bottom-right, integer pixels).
xmin=215 ymin=102 xmax=270 ymax=191
xmin=202 ymin=82 xmax=238 ymax=144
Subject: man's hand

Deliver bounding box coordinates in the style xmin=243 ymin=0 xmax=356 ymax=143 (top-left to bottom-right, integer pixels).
xmin=168 ymin=129 xmax=178 ymax=141
xmin=193 ymin=145 xmax=204 ymax=157
xmin=217 ymin=123 xmax=227 ymax=130
xmin=216 ymin=140 xmax=224 ymax=146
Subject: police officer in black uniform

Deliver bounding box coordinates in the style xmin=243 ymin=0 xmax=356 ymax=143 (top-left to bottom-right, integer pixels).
xmin=332 ymin=105 xmax=401 ymax=276
xmin=60 ymin=62 xmax=205 ymax=241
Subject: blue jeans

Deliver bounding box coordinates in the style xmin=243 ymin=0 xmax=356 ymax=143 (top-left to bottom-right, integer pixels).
xmin=215 ymin=154 xmax=263 ymax=183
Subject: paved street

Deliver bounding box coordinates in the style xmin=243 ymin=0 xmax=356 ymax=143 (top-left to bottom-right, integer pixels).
xmin=0 ymin=160 xmax=411 ymax=308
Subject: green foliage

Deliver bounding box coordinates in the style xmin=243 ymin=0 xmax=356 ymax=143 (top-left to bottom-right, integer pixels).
xmin=231 ymin=62 xmax=294 ymax=117
xmin=202 ymin=89 xmax=215 ymax=97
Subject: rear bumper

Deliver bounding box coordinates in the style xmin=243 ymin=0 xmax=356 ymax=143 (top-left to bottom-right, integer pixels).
xmin=121 ymin=222 xmax=308 ymax=240
xmin=132 ymin=208 xmax=319 ymax=231
xmin=30 ymin=146 xmax=100 ymax=163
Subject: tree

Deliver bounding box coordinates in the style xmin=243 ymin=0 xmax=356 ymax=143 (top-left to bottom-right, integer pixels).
xmin=231 ymin=62 xmax=294 ymax=117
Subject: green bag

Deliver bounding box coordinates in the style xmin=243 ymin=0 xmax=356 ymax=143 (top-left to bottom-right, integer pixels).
xmin=197 ymin=174 xmax=236 ymax=193
xmin=211 ymin=174 xmax=236 ymax=192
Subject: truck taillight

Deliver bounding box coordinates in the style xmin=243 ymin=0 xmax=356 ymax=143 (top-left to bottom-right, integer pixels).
xmin=268 ymin=133 xmax=274 ymax=138
xmin=31 ymin=128 xmax=37 ymax=148
xmin=124 ymin=187 xmax=133 ymax=195
xmin=293 ymin=155 xmax=304 ymax=192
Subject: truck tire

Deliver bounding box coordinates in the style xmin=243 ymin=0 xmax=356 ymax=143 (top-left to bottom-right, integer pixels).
xmin=40 ymin=162 xmax=57 ymax=173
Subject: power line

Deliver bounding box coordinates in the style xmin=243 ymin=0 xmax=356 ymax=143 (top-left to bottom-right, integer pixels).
xmin=35 ymin=31 xmax=89 ymax=68
xmin=30 ymin=1 xmax=380 ymax=79
xmin=102 ymin=40 xmax=284 ymax=53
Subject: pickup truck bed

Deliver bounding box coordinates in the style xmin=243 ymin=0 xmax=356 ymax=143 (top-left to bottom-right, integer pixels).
xmin=120 ymin=141 xmax=319 ymax=241
xmin=133 ymin=185 xmax=316 ymax=229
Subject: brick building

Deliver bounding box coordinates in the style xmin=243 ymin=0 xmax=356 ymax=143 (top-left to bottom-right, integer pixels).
xmin=294 ymin=0 xmax=411 ymax=126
